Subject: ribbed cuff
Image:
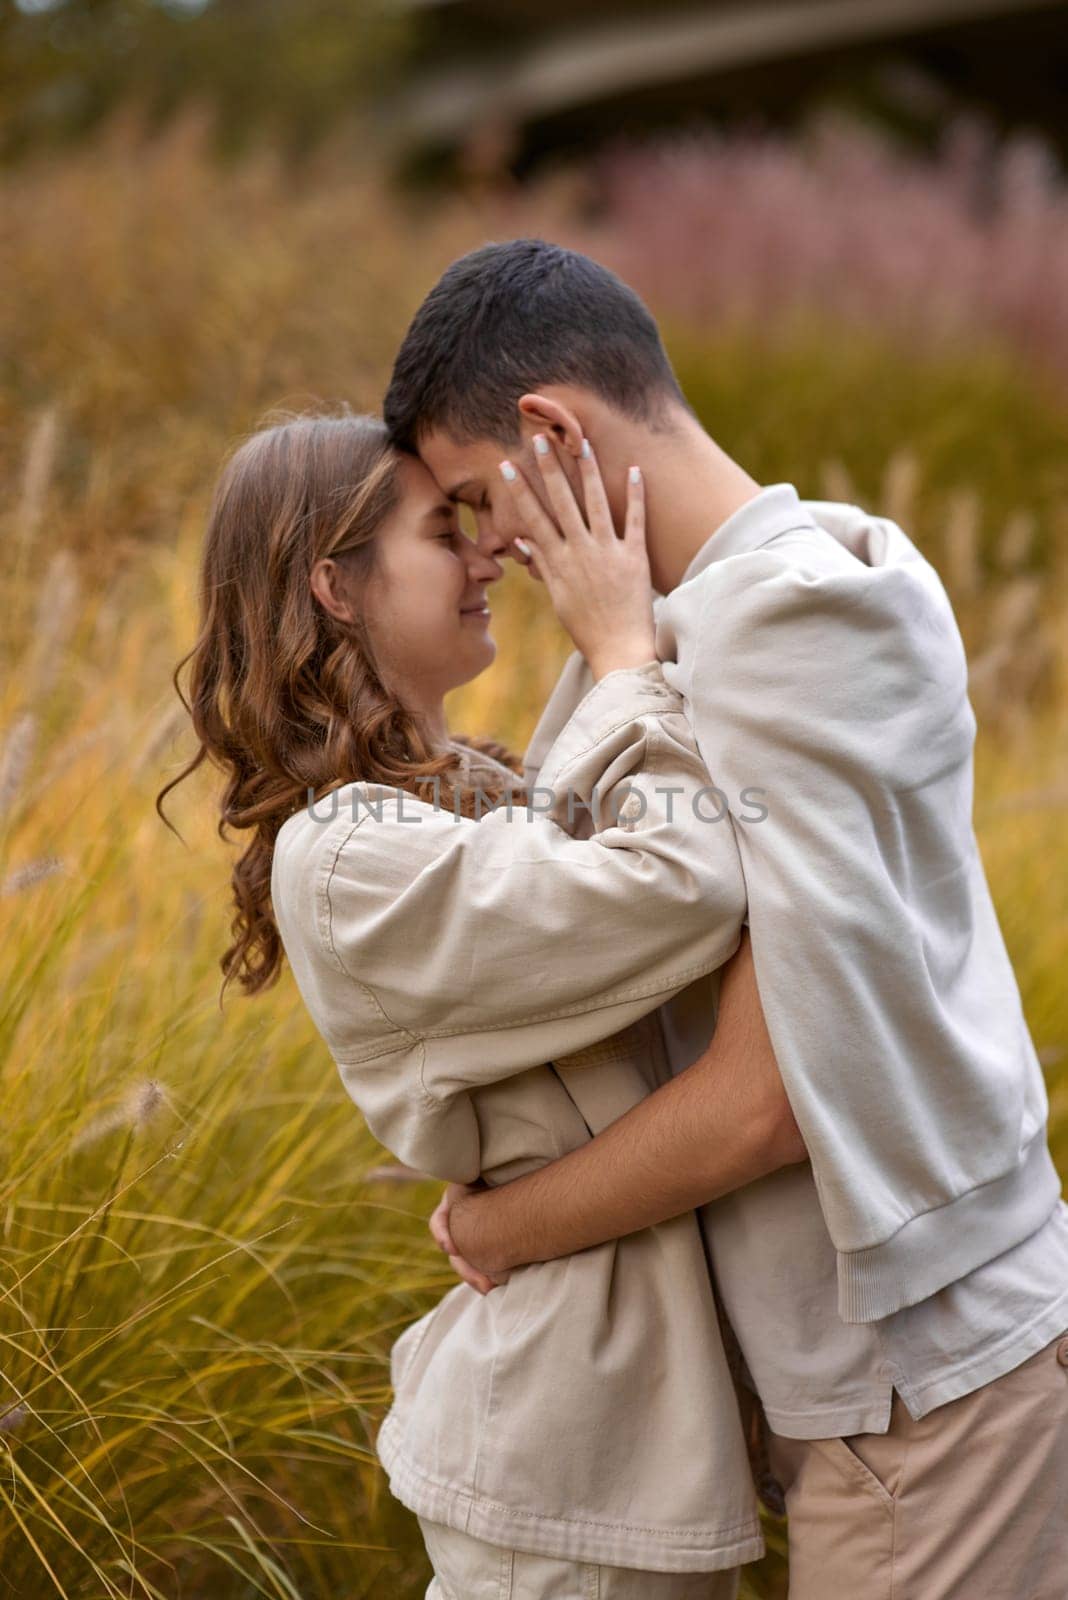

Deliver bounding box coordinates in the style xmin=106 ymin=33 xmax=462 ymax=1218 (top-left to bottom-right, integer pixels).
xmin=836 ymin=1132 xmax=1063 ymax=1323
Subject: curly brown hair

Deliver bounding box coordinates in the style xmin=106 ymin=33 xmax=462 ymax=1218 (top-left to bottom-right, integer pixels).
xmin=156 ymin=406 xmax=524 ymax=1001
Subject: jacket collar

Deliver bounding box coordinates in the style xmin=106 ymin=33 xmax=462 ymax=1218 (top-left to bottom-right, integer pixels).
xmin=674 ymin=482 xmax=821 ymax=589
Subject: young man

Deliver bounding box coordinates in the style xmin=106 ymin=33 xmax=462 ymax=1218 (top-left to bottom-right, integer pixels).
xmin=382 ymin=239 xmax=1068 ymax=1597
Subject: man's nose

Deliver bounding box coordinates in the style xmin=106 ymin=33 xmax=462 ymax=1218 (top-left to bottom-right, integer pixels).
xmin=467 ymin=541 xmax=503 ymax=583
xmin=475 ymin=518 xmax=513 ymax=565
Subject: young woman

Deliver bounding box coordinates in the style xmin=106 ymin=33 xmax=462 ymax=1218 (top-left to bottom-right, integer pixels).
xmin=158 ymin=407 xmax=775 ymax=1599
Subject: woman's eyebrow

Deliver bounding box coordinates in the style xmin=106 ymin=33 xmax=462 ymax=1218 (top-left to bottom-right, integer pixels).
xmin=422 ymin=501 xmax=456 ymax=524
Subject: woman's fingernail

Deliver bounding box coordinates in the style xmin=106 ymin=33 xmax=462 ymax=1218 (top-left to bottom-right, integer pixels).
xmin=533 ymin=434 xmax=550 ymax=456
xmin=580 ymin=438 xmax=592 ymax=458
xmin=629 ymin=465 xmax=641 ymax=484
xmin=514 ymin=538 xmax=532 ymax=560
xmin=499 ymin=461 xmax=517 ymax=481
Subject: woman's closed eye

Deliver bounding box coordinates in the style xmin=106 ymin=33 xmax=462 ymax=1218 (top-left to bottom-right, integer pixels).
xmin=438 ymin=520 xmax=479 ymax=547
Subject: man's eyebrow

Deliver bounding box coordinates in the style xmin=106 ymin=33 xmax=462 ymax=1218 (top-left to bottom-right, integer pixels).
xmin=444 ymin=479 xmax=478 ymax=503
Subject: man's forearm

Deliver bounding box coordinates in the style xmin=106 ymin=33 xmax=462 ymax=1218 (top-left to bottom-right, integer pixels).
xmin=451 ymin=1063 xmax=788 ymax=1276
xmin=449 ymin=932 xmax=806 ymax=1277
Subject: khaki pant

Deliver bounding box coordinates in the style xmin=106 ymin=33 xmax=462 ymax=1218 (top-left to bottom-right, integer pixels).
xmin=766 ymin=1328 xmax=1068 ymax=1598
xmin=415 ymin=1516 xmax=740 ymax=1599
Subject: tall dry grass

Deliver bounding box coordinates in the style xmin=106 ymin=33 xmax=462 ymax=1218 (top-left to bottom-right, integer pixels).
xmin=0 ymin=112 xmax=1065 ymax=1597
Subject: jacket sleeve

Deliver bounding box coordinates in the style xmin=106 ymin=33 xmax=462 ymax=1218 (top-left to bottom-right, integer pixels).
xmin=310 ymin=662 xmax=747 ymax=1107
xmin=680 ymin=546 xmax=1021 ymax=1284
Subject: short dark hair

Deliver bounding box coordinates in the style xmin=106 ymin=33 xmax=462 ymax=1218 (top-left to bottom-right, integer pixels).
xmin=384 ymin=238 xmax=690 ymax=451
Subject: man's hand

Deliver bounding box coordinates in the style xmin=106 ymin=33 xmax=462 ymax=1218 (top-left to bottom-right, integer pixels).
xmin=429 ymin=1181 xmax=511 ymax=1295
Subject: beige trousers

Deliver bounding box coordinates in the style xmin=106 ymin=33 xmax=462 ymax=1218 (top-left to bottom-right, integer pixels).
xmin=415 ymin=1516 xmax=740 ymax=1599
xmin=765 ymin=1328 xmax=1068 ymax=1598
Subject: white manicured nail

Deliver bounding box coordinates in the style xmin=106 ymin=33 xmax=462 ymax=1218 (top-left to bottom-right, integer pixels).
xmin=533 ymin=434 xmax=550 ymax=456
xmin=514 ymin=538 xmax=532 ymax=560
xmin=629 ymin=465 xmax=641 ymax=484
xmin=499 ymin=461 xmax=517 ymax=481
xmin=580 ymin=438 xmax=592 ymax=458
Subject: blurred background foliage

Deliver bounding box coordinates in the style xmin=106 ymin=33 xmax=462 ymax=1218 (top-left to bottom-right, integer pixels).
xmin=2 ymin=3 xmax=1067 ymax=1595
xmin=0 ymin=0 xmax=412 ymax=161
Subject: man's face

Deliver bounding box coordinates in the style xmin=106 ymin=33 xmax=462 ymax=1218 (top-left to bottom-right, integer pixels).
xmin=418 ymin=428 xmax=582 ymax=575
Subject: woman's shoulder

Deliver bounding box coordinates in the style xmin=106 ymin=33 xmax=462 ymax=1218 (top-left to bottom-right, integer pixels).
xmin=276 ymin=781 xmax=448 ymax=863
xmin=271 ymin=753 xmax=528 ymax=921
xmin=274 ymin=781 xmax=415 ymax=875
xmin=271 ymin=782 xmax=456 ymax=976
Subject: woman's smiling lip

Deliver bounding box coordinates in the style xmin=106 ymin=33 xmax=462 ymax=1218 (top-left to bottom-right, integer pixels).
xmin=459 ymin=601 xmax=491 ymax=618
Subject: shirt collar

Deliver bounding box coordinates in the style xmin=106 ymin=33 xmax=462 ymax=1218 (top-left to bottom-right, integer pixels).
xmin=675 ymin=482 xmax=820 ymax=588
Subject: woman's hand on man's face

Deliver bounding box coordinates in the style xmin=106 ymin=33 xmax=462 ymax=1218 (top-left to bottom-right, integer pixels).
xmin=430 ymin=1181 xmax=511 ymax=1295
xmin=497 ymin=434 xmax=656 ymax=681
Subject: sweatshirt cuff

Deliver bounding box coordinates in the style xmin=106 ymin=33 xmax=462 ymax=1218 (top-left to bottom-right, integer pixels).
xmin=534 ymin=660 xmax=680 ymax=797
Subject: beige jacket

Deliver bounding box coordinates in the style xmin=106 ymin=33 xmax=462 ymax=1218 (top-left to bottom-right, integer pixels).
xmin=269 ymin=662 xmax=762 ymax=1573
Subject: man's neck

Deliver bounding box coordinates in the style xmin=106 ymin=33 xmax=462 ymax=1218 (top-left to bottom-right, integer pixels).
xmin=637 ymin=411 xmax=763 ymax=595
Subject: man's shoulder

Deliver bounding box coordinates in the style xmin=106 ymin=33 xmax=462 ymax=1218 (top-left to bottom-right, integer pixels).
xmin=655 ymin=538 xmax=842 ymax=663
xmin=657 ymin=513 xmax=968 ymax=750
xmin=666 ymin=501 xmax=947 ymax=631
xmin=670 ymin=523 xmax=867 ymax=607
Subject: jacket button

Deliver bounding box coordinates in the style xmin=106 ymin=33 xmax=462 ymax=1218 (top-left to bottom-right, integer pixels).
xmin=1056 ymin=1336 xmax=1068 ymax=1369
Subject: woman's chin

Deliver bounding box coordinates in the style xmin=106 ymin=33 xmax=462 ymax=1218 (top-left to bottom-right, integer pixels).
xmin=473 ymin=634 xmax=497 ymax=671
xmin=452 ymin=634 xmax=497 ymax=687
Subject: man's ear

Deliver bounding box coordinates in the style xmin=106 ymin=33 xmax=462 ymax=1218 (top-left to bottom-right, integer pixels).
xmin=517 ymin=393 xmax=585 ymax=456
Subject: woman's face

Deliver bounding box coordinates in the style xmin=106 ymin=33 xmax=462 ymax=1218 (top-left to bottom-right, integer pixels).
xmin=362 ymin=452 xmax=503 ymax=716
